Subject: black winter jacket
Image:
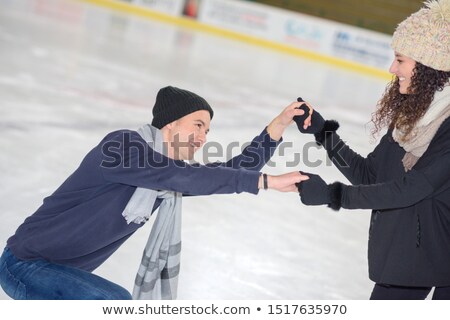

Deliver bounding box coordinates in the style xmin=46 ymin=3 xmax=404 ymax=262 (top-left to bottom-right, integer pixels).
xmin=323 ymin=117 xmax=450 ymax=286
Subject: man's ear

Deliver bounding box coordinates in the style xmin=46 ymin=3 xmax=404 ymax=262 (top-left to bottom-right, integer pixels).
xmin=165 ymin=121 xmax=176 ymax=130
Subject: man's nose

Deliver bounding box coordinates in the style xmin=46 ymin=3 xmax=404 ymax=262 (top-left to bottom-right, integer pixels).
xmin=197 ymin=133 xmax=206 ymax=146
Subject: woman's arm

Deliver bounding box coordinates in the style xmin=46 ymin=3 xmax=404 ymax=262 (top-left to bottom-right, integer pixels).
xmin=294 ymin=101 xmax=380 ymax=185
xmin=298 ymin=121 xmax=450 ymax=210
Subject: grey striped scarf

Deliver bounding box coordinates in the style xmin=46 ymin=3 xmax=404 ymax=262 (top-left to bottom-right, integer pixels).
xmin=122 ymin=124 xmax=182 ymax=300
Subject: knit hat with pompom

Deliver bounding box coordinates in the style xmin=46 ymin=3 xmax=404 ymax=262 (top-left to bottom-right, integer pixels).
xmin=391 ymin=0 xmax=450 ymax=71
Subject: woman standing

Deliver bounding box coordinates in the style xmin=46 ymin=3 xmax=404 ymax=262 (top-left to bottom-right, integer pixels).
xmin=296 ymin=0 xmax=450 ymax=299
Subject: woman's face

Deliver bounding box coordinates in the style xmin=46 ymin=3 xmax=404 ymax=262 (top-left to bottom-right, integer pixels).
xmin=389 ymin=52 xmax=417 ymax=94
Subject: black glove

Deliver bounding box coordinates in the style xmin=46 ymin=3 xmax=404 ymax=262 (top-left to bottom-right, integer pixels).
xmin=296 ymin=172 xmax=330 ymax=205
xmin=296 ymin=171 xmax=343 ymax=211
xmin=293 ymin=97 xmax=326 ymax=134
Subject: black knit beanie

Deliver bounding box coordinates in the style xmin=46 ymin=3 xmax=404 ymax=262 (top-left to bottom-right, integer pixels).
xmin=151 ymin=86 xmax=214 ymax=129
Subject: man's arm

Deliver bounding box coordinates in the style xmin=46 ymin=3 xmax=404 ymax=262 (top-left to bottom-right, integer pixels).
xmin=266 ymin=100 xmax=308 ymax=141
xmin=99 ymin=131 xmax=308 ymax=196
xmin=207 ymin=101 xmax=307 ymax=171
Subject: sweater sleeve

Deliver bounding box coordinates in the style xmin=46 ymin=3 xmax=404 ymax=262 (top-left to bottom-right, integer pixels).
xmin=99 ymin=131 xmax=261 ymax=195
xmin=205 ymin=127 xmax=281 ymax=171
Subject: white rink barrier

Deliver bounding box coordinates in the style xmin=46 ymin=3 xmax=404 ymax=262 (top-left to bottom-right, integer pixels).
xmin=81 ymin=0 xmax=393 ymax=79
xmin=198 ymin=0 xmax=392 ymax=71
xmin=132 ymin=0 xmax=186 ymax=16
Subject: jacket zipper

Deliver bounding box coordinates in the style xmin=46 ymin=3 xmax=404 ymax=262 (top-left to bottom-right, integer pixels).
xmin=416 ymin=214 xmax=421 ymax=248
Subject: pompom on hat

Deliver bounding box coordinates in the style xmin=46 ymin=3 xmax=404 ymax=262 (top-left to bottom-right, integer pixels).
xmin=391 ymin=0 xmax=450 ymax=71
xmin=151 ymin=86 xmax=214 ymax=129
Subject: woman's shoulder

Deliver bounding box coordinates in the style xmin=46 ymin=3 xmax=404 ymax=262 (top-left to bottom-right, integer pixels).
xmin=435 ymin=116 xmax=450 ymax=136
xmin=428 ymin=116 xmax=450 ymax=152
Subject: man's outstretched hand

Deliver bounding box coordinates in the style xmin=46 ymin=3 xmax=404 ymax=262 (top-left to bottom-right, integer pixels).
xmin=261 ymin=171 xmax=310 ymax=192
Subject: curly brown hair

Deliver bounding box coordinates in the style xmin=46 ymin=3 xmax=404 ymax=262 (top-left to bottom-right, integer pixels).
xmin=371 ymin=62 xmax=450 ymax=142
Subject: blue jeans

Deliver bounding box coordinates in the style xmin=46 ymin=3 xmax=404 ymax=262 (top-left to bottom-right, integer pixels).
xmin=0 ymin=247 xmax=132 ymax=300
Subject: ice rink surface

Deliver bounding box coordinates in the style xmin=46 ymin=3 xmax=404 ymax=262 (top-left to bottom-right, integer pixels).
xmin=0 ymin=0 xmax=391 ymax=299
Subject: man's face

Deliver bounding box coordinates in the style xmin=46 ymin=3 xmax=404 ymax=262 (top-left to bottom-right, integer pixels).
xmin=166 ymin=110 xmax=211 ymax=160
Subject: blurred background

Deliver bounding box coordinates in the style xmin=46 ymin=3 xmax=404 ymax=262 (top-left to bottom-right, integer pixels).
xmin=0 ymin=0 xmax=425 ymax=300
xmin=252 ymin=0 xmax=422 ymax=34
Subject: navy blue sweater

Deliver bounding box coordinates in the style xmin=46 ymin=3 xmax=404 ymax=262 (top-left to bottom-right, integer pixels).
xmin=7 ymin=128 xmax=279 ymax=272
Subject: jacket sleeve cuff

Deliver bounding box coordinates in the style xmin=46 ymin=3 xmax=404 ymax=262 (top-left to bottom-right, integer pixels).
xmin=328 ymin=182 xmax=343 ymax=211
xmin=314 ymin=120 xmax=340 ymax=146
